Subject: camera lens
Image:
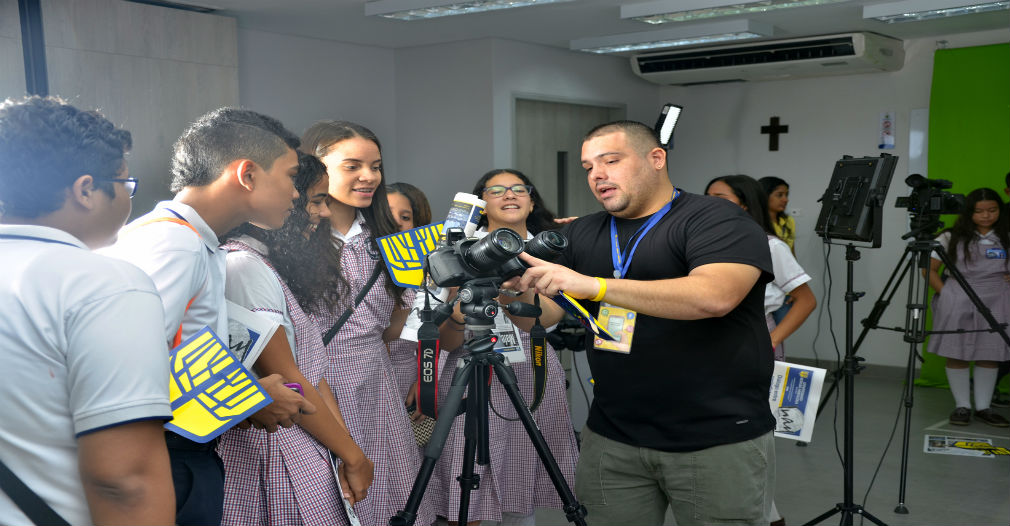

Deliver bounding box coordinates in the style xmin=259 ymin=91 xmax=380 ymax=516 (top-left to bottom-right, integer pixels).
xmin=524 ymin=230 xmax=568 ymax=262
xmin=464 ymin=228 xmax=524 ymax=271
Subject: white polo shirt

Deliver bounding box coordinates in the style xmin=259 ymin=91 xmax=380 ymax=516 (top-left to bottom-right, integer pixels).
xmin=0 ymin=225 xmax=171 ymax=526
xmin=101 ymin=200 xmax=229 ymax=347
xmin=765 ymin=235 xmax=811 ymax=315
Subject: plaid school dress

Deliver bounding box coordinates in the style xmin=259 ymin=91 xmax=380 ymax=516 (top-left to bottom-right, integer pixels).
xmin=429 ymin=326 xmax=579 ymax=522
xmin=309 ymin=223 xmax=435 ymax=526
xmin=217 ymin=240 xmax=350 ymax=526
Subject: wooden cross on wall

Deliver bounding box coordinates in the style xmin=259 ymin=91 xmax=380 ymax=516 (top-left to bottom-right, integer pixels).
xmin=761 ymin=116 xmax=789 ymax=151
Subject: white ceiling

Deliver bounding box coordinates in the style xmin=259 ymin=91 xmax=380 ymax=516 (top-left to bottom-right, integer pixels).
xmin=190 ymin=0 xmax=1008 ymax=54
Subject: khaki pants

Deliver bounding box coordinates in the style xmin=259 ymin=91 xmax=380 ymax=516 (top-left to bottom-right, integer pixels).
xmin=574 ymin=427 xmax=775 ymax=526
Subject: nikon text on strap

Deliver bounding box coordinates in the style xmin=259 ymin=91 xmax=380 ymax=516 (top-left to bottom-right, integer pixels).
xmin=322 ymin=262 xmax=384 ymax=346
xmin=528 ymin=293 xmax=547 ymax=412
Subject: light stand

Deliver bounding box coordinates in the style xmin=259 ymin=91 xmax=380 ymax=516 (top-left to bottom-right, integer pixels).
xmin=803 ymin=244 xmax=887 ymax=526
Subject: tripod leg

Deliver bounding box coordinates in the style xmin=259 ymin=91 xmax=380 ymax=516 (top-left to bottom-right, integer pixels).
xmin=456 ymin=363 xmax=488 ymax=526
xmin=390 ymin=358 xmax=476 ymax=526
xmin=488 ymin=356 xmax=588 ymax=526
xmin=895 ymin=248 xmax=931 ymax=513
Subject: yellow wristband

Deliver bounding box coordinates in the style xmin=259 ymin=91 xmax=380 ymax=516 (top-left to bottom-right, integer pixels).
xmin=589 ymin=277 xmax=607 ymax=302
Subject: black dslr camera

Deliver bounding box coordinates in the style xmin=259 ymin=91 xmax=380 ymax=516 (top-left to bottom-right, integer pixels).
xmin=895 ymin=174 xmax=965 ymax=216
xmin=425 ymin=227 xmax=569 ymax=288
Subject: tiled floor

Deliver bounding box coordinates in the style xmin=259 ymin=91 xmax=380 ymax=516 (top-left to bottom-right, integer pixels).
xmin=531 ymin=367 xmax=1010 ymax=526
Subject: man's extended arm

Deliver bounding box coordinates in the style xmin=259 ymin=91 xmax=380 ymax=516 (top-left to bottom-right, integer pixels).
xmin=516 ymin=253 xmax=761 ymax=320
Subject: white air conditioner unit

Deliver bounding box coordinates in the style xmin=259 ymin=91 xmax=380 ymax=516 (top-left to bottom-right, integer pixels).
xmin=632 ymin=32 xmax=904 ymax=85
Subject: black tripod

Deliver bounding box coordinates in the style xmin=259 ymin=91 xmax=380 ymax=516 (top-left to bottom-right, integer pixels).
xmin=816 ymin=224 xmax=1010 ymax=515
xmin=390 ymin=284 xmax=587 ymax=526
xmin=804 ymin=244 xmax=887 ymax=526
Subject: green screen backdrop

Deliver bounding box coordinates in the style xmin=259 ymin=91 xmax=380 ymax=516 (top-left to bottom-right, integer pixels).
xmin=916 ymin=43 xmax=1010 ymax=389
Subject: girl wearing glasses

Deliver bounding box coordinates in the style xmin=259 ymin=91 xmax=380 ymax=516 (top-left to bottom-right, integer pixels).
xmin=431 ymin=169 xmax=579 ymax=526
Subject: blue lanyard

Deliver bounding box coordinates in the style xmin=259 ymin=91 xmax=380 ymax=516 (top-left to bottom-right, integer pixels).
xmin=609 ymin=189 xmax=679 ymax=279
xmin=0 ymin=234 xmax=79 ymax=248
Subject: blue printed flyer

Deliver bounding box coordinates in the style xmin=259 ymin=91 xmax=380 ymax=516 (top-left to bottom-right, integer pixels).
xmin=768 ymin=361 xmax=826 ymax=442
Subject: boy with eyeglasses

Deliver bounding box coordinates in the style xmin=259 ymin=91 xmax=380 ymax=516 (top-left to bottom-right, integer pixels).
xmin=0 ymin=96 xmax=175 ymax=525
xmin=100 ymin=107 xmax=316 ymax=525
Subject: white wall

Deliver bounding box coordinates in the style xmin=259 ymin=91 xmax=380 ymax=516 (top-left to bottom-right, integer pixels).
xmin=237 ymin=28 xmax=397 ymax=175
xmin=394 ymin=39 xmax=496 ymax=215
xmin=0 ymin=1 xmax=26 ymax=99
xmin=488 ymin=38 xmax=660 ymax=169
xmin=40 ymin=0 xmax=239 ymax=216
xmin=662 ymin=28 xmax=1010 ymax=368
xmin=393 ymin=37 xmax=662 ymax=216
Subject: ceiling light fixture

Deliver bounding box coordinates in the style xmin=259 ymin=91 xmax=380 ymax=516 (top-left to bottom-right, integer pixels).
xmin=621 ymin=0 xmax=850 ymax=24
xmin=571 ymin=19 xmax=774 ymax=54
xmin=365 ymin=0 xmax=574 ymax=20
xmin=862 ymin=0 xmax=1008 ymax=23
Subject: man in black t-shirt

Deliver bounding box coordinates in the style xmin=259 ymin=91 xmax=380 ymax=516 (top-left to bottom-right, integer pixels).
xmin=515 ymin=121 xmax=776 ymax=525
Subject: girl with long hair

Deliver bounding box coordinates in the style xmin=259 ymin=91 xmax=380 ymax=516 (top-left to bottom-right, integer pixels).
xmin=927 ymin=187 xmax=1010 ymax=427
xmin=385 ymin=181 xmax=436 ymax=401
xmin=300 ymin=120 xmax=436 ymax=526
xmin=218 ymin=152 xmax=374 ymax=525
xmin=759 ymin=176 xmax=795 ymax=251
xmin=705 ymin=175 xmax=817 ymax=359
xmin=431 ymin=169 xmax=579 ymax=525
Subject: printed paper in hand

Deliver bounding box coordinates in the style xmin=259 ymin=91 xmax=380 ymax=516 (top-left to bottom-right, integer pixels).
xmin=226 ymin=299 xmax=280 ymax=370
xmin=768 ymin=361 xmax=826 ymax=442
xmin=330 ymin=453 xmax=362 ymax=526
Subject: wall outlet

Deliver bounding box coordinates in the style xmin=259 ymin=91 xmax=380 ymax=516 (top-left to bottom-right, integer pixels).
xmin=789 ymin=208 xmax=802 ymax=216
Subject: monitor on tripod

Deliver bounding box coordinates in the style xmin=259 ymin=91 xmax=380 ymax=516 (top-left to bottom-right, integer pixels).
xmin=814 ymin=154 xmax=898 ymax=248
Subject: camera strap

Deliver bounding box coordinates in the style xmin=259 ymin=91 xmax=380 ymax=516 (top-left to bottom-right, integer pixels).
xmin=0 ymin=458 xmax=69 ymax=526
xmin=322 ymin=263 xmax=384 ymax=346
xmin=416 ymin=275 xmax=441 ymax=418
xmin=529 ymin=294 xmax=547 ymax=412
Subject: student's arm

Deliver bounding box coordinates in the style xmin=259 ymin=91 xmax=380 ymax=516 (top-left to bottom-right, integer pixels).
xmin=769 ymin=282 xmax=816 ymax=349
xmin=66 ymin=265 xmax=176 ymax=525
xmin=78 ymin=421 xmax=174 ymax=525
xmin=926 ymin=258 xmax=944 ymax=293
xmin=383 ymin=307 xmax=410 ymax=343
xmin=252 ymin=330 xmax=372 ymax=503
xmin=517 ymin=253 xmax=761 ymax=320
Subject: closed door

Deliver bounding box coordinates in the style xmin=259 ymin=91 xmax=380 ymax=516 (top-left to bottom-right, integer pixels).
xmin=514 ymin=99 xmax=625 ymax=219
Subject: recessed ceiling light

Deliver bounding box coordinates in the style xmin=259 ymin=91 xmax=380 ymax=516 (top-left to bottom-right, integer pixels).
xmin=571 ymin=19 xmax=775 ymax=54
xmin=621 ymin=0 xmax=850 ymax=24
xmin=863 ymin=0 xmax=1008 ymax=23
xmin=365 ymin=0 xmax=575 ymax=20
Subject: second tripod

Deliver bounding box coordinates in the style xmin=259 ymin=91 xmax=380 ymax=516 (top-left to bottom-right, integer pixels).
xmin=390 ymin=296 xmax=587 ymax=526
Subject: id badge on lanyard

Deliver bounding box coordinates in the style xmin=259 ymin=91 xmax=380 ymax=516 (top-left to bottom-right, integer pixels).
xmin=593 ymin=190 xmax=679 ymax=354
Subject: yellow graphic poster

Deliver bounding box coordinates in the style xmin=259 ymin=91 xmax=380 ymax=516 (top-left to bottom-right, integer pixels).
xmin=165 ymin=327 xmax=272 ymax=442
xmin=377 ymin=223 xmax=444 ymax=288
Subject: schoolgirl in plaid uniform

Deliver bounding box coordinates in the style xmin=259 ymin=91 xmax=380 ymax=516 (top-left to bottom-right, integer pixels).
xmin=219 ymin=238 xmax=350 ymax=526
xmin=430 ymin=169 xmax=579 ymax=524
xmin=217 ymin=152 xmax=372 ymax=525
xmin=302 ymin=121 xmax=435 ymax=526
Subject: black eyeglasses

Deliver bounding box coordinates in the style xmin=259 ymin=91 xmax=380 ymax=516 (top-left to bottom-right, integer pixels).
xmin=483 ymin=184 xmax=533 ymax=198
xmin=97 ymin=177 xmax=139 ymax=198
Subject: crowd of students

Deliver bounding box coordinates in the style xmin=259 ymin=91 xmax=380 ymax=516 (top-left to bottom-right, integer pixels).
xmin=1 ymin=96 xmax=1007 ymax=526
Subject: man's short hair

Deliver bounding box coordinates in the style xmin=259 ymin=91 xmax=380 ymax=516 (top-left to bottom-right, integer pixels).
xmin=0 ymin=96 xmax=132 ymax=219
xmin=170 ymin=108 xmax=299 ymax=192
xmin=584 ymin=120 xmax=661 ymax=156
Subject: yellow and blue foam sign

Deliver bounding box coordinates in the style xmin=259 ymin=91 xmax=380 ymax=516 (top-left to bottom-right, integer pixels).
xmin=165 ymin=327 xmax=272 ymax=442
xmin=377 ymin=223 xmax=444 ymax=288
